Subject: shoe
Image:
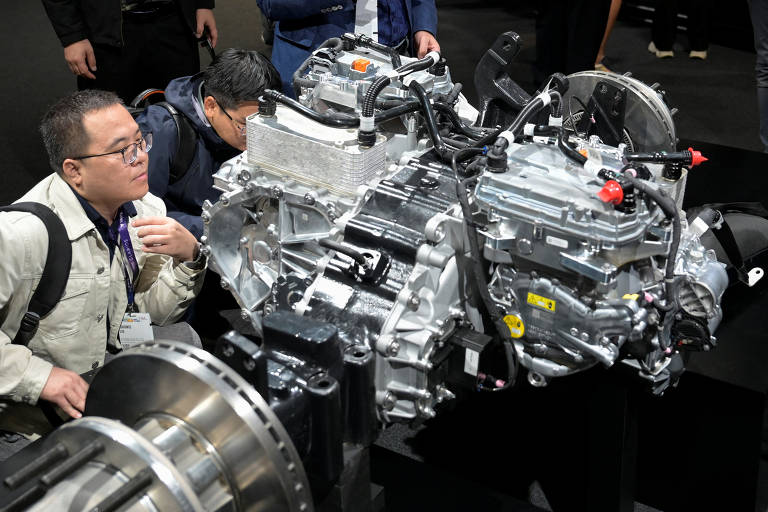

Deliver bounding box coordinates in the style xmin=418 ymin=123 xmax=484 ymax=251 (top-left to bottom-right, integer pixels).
xmin=648 ymin=41 xmax=674 ymax=58
xmin=595 ymin=56 xmax=614 ymax=72
xmin=595 ymin=62 xmax=611 ymax=72
xmin=689 ymin=50 xmax=708 ymax=60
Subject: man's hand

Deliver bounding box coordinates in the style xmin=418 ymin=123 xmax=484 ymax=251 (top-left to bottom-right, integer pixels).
xmin=40 ymin=367 xmax=89 ymax=419
xmin=63 ymin=39 xmax=97 ymax=80
xmin=413 ymin=31 xmax=440 ymax=59
xmin=133 ymin=217 xmax=199 ymax=261
xmin=195 ymin=9 xmax=218 ymax=48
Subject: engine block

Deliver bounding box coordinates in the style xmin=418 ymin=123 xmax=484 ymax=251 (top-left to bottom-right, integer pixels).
xmin=202 ymin=33 xmax=727 ymax=427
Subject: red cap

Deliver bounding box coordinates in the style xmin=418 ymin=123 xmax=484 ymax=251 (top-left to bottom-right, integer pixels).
xmin=688 ymin=147 xmax=708 ymax=167
xmin=597 ymin=180 xmax=624 ymax=205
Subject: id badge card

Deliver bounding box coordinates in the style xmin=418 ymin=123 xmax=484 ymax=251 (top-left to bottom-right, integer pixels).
xmin=119 ymin=312 xmax=154 ymax=348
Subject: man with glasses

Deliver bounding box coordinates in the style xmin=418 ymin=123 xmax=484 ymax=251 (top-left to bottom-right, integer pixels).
xmin=0 ymin=90 xmax=205 ymax=449
xmin=136 ymin=48 xmax=280 ymax=240
xmin=135 ymin=48 xmax=279 ymax=344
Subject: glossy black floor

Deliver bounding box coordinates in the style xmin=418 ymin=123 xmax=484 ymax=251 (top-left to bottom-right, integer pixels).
xmin=1 ymin=1 xmax=767 ymax=511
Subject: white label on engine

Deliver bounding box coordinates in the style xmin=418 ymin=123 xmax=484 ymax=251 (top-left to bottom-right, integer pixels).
xmin=546 ymin=235 xmax=568 ymax=249
xmin=464 ymin=348 xmax=480 ymax=376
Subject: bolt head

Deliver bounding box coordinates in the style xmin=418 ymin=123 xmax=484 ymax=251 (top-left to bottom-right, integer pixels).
xmin=382 ymin=392 xmax=397 ymax=410
xmin=387 ymin=340 xmax=400 ymax=356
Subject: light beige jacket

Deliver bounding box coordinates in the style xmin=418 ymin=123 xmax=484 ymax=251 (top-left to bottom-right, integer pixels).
xmin=0 ymin=173 xmax=205 ymax=406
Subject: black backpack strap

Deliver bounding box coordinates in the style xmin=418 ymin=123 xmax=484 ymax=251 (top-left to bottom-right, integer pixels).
xmin=129 ymin=88 xmax=166 ymax=109
xmin=0 ymin=202 xmax=72 ymax=346
xmin=157 ymin=101 xmax=198 ymax=185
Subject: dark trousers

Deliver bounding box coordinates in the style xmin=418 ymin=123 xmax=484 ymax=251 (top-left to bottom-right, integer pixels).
xmin=750 ymin=0 xmax=768 ymax=151
xmin=77 ymin=10 xmax=199 ymax=104
xmin=652 ymin=0 xmax=712 ymax=52
xmin=534 ymin=0 xmax=611 ymax=86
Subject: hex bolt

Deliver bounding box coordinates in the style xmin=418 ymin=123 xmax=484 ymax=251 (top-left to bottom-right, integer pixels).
xmin=580 ymin=331 xmax=590 ymax=342
xmin=304 ymin=193 xmax=316 ymax=205
xmin=243 ymin=359 xmax=256 ymax=371
xmin=271 ymin=185 xmax=283 ymax=199
xmin=570 ymin=327 xmax=579 ymax=337
xmin=239 ymin=237 xmax=249 ymax=246
xmin=382 ymin=392 xmax=397 ymax=411
xmin=221 ymin=344 xmax=234 ymax=357
xmin=220 ymin=195 xmax=230 ymax=206
xmin=387 ymin=340 xmax=401 ymax=356
xmin=201 ymin=211 xmax=211 ymax=224
xmin=240 ymin=309 xmax=250 ymax=320
xmin=200 ymin=245 xmax=211 ymax=257
xmin=408 ymin=292 xmax=421 ymax=311
xmin=220 ymin=278 xmax=230 ymax=290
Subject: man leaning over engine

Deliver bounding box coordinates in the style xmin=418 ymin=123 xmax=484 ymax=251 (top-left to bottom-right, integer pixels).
xmin=0 ymin=90 xmax=205 ymax=449
xmin=135 ymin=48 xmax=280 ymax=342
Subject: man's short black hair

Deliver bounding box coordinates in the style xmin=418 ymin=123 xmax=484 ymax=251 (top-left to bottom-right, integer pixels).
xmin=203 ymin=48 xmax=281 ymax=110
xmin=39 ymin=89 xmax=123 ymax=175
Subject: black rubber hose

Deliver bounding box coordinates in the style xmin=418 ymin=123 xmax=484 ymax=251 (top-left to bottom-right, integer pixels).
xmin=396 ymin=54 xmax=438 ymax=75
xmin=451 ymin=150 xmax=518 ymax=390
xmin=525 ymin=124 xmax=586 ymax=165
xmin=291 ymin=37 xmax=344 ymax=98
xmin=624 ymin=175 xmax=680 ymax=282
xmin=433 ymin=101 xmax=488 ymax=140
xmin=408 ymin=81 xmax=449 ymax=157
xmin=319 ymin=238 xmax=368 ymax=267
xmin=349 ymin=34 xmax=402 ymax=68
xmin=360 ymin=53 xmax=439 ymax=118
xmin=361 ymin=75 xmax=392 ymax=118
xmin=445 ymin=82 xmax=463 ymax=105
xmin=548 ymin=90 xmax=563 ymax=118
xmin=262 ymin=90 xmax=359 ymax=127
xmin=557 ymin=128 xmax=587 ymax=165
xmin=261 ymin=90 xmax=421 ymax=128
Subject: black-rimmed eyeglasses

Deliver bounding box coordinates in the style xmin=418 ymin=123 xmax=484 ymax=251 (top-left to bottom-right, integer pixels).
xmin=213 ymin=97 xmax=247 ymax=137
xmin=72 ymin=132 xmax=153 ymax=165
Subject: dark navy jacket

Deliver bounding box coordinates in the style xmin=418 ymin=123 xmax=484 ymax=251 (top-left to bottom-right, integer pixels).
xmin=136 ymin=75 xmax=239 ymax=240
xmin=256 ymin=0 xmax=438 ymax=95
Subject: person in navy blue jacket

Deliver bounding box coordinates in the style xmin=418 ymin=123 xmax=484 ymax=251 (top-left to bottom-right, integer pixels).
xmin=256 ymin=0 xmax=439 ymax=96
xmin=136 ymin=48 xmax=280 ymax=240
xmin=136 ymin=48 xmax=280 ymax=344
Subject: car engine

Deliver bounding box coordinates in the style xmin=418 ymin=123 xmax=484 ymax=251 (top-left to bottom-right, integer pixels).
xmin=0 ymin=32 xmax=728 ymax=512
xmin=203 ymin=31 xmax=726 ymax=417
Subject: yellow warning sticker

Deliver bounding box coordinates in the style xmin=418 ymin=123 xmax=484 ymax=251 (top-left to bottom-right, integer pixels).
xmin=527 ymin=292 xmax=556 ymax=312
xmin=622 ymin=293 xmax=640 ymax=301
xmin=503 ymin=315 xmax=525 ymax=338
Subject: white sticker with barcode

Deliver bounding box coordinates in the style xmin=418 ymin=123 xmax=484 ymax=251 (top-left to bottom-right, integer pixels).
xmin=464 ymin=348 xmax=480 ymax=376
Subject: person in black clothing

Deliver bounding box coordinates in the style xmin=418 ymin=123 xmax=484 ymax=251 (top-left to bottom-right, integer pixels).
xmin=42 ymin=0 xmax=218 ymax=103
xmin=647 ymin=0 xmax=712 ymax=59
xmin=534 ymin=0 xmax=612 ymax=86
